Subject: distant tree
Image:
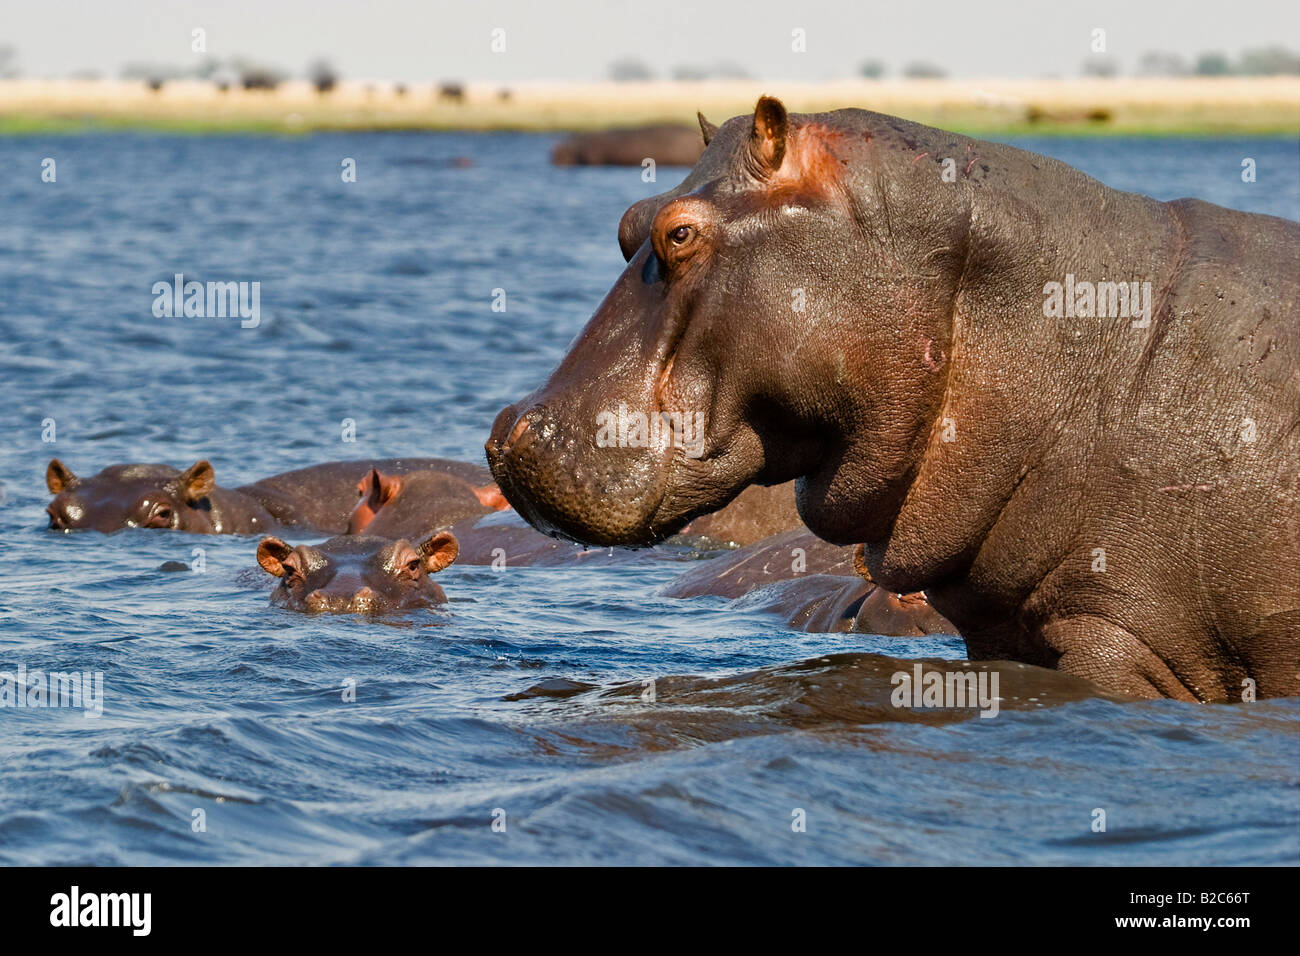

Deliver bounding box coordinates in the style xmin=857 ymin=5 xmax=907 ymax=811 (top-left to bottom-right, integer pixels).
xmin=1237 ymin=46 xmax=1300 ymax=76
xmin=859 ymin=59 xmax=886 ymax=79
xmin=672 ymin=65 xmax=709 ymax=82
xmin=438 ymin=81 xmax=466 ymax=103
xmin=609 ymin=57 xmax=654 ymax=82
xmin=0 ymin=44 xmax=18 ymax=79
xmin=1193 ymin=52 xmax=1233 ymax=76
xmin=902 ymin=61 xmax=946 ymax=79
xmin=1081 ymin=56 xmax=1120 ymax=77
xmin=232 ymin=60 xmax=284 ymax=90
xmin=308 ymin=58 xmax=338 ymax=93
xmin=1136 ymin=51 xmax=1187 ymax=76
xmin=394 ymin=82 xmax=408 ymax=96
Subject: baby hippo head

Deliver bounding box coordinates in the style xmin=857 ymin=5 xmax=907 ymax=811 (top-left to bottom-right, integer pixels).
xmin=256 ymin=531 xmax=459 ymax=614
xmin=46 ymin=458 xmax=217 ymax=533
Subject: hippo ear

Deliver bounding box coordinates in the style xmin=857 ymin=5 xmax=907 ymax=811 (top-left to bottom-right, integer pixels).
xmin=418 ymin=531 xmax=459 ymax=574
xmin=472 ymin=483 xmax=511 ymax=511
xmin=748 ymin=95 xmax=788 ymax=179
xmin=176 ymin=460 xmax=216 ymax=501
xmin=256 ymin=537 xmax=294 ymax=577
xmin=350 ymin=468 xmax=403 ymax=533
xmin=697 ymin=111 xmax=718 ymax=146
xmin=172 ymin=463 xmax=215 ymax=504
xmin=46 ymin=459 xmax=79 ymax=493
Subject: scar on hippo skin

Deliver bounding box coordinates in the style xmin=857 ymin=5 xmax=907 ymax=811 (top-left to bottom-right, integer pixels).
xmin=257 ymin=530 xmax=459 ymax=614
xmin=922 ymin=338 xmax=946 ymax=371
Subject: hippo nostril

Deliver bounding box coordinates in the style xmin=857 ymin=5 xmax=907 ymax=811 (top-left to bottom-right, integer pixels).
xmin=507 ymin=416 xmax=532 ymax=447
xmin=306 ymin=590 xmax=331 ymax=611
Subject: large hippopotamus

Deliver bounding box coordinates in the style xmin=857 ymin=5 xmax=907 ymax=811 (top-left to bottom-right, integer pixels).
xmin=44 ymin=457 xmax=496 ymax=535
xmin=551 ymin=123 xmax=705 ymax=168
xmin=256 ymin=530 xmax=459 ymax=614
xmin=663 ymin=529 xmax=955 ymax=636
xmin=487 ymin=97 xmax=1300 ymax=702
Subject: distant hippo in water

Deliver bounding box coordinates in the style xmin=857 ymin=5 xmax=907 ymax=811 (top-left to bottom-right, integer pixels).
xmin=488 ymin=97 xmax=1300 ymax=701
xmin=551 ymin=122 xmax=706 ymax=168
xmin=256 ymin=530 xmax=459 ymax=614
xmin=45 ymin=457 xmax=497 ymax=535
xmin=46 ymin=459 xmax=273 ymax=534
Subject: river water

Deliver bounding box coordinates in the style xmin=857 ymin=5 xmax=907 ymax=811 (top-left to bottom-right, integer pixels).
xmin=0 ymin=130 xmax=1296 ymax=864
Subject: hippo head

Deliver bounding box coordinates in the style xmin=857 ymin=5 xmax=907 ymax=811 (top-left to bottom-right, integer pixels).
xmin=256 ymin=531 xmax=459 ymax=614
xmin=46 ymin=458 xmax=220 ymax=533
xmin=347 ymin=467 xmax=506 ymax=537
xmin=487 ymin=97 xmax=969 ymax=547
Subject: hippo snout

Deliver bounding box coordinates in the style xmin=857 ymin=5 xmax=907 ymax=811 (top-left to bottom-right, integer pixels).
xmin=305 ymin=585 xmax=381 ymax=614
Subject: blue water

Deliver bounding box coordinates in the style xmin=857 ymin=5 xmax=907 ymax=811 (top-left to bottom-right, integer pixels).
xmin=0 ymin=131 xmax=1297 ymax=865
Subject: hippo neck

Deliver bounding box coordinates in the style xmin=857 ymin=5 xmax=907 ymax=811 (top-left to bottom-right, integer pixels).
xmin=858 ymin=167 xmax=1186 ymax=616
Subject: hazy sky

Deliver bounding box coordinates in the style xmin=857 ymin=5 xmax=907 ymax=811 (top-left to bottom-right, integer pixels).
xmin=5 ymin=0 xmax=1299 ymax=81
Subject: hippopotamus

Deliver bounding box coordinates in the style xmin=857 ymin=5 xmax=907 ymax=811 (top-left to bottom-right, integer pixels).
xmin=45 ymin=457 xmax=496 ymax=535
xmin=256 ymin=530 xmax=459 ymax=613
xmin=677 ymin=481 xmax=803 ymax=547
xmin=551 ymin=123 xmax=705 ymax=168
xmin=487 ymin=97 xmax=1300 ymax=701
xmin=348 ymin=467 xmax=504 ymax=537
xmin=664 ymin=529 xmax=955 ymax=635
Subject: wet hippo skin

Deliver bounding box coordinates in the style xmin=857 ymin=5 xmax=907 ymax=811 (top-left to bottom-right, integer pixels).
xmin=487 ymin=97 xmax=1300 ymax=701
xmin=663 ymin=529 xmax=955 ymax=635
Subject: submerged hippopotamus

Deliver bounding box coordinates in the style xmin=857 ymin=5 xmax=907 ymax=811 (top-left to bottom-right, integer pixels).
xmin=348 ymin=467 xmax=504 ymax=537
xmin=488 ymin=97 xmax=1300 ymax=701
xmin=664 ymin=529 xmax=955 ymax=636
xmin=45 ymin=457 xmax=496 ymax=535
xmin=256 ymin=530 xmax=459 ymax=614
xmin=677 ymin=481 xmax=803 ymax=547
xmin=551 ymin=123 xmax=705 ymax=167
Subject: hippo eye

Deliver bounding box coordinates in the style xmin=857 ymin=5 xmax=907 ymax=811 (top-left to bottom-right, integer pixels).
xmin=669 ymin=225 xmax=692 ymax=244
xmin=404 ymin=558 xmax=422 ymax=577
xmin=145 ymin=503 xmax=173 ymax=528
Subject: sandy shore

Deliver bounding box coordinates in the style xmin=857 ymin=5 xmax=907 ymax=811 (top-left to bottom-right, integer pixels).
xmin=2 ymin=77 xmax=1297 ymax=135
